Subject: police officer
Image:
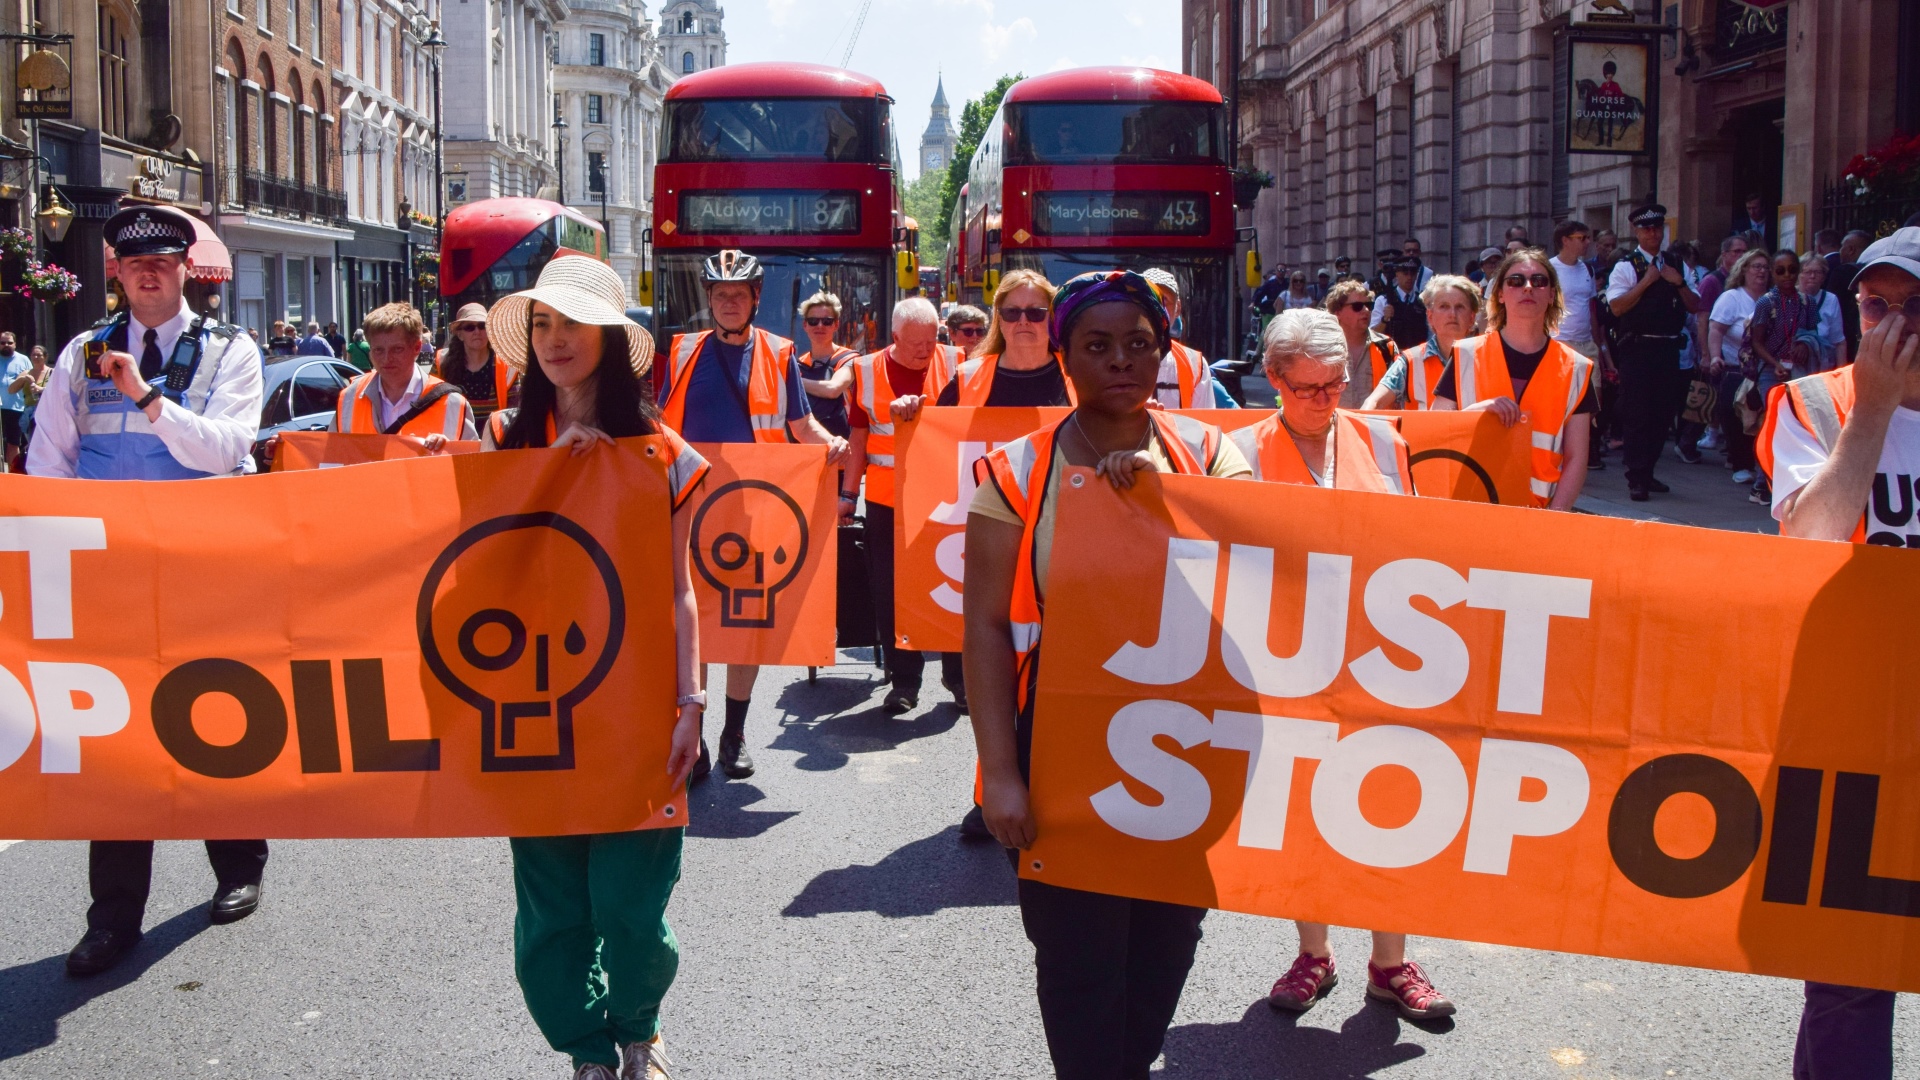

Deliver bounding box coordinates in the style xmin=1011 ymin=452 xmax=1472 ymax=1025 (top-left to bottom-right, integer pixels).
xmin=1605 ymin=203 xmax=1701 ymax=501
xmin=28 ymin=204 xmax=269 ymax=977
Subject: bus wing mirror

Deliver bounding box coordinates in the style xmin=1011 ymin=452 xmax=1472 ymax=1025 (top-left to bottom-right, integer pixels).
xmin=1245 ymin=249 xmax=1263 ymax=289
xmin=637 ymin=269 xmax=655 ymax=307
xmin=896 ymin=250 xmax=919 ymax=291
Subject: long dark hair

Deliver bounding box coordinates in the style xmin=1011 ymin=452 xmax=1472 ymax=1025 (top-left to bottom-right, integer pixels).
xmin=500 ymin=322 xmax=659 ymax=449
xmin=438 ymin=329 xmax=474 ymax=376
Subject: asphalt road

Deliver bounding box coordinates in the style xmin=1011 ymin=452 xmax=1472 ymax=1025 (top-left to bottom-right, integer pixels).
xmin=1 ymin=655 xmax=1913 ymax=1080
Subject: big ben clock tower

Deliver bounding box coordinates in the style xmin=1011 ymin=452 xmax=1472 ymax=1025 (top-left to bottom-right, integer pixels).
xmin=918 ymin=75 xmax=958 ymax=178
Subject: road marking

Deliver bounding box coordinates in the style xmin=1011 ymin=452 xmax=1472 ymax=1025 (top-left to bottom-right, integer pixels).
xmin=0 ymin=840 xmax=22 ymax=854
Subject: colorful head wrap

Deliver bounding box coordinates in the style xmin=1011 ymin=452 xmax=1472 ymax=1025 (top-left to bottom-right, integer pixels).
xmin=1049 ymin=270 xmax=1172 ymax=355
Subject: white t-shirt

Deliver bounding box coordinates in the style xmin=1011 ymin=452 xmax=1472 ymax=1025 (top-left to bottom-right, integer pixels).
xmin=1709 ymin=288 xmax=1759 ymax=367
xmin=1551 ymin=257 xmax=1596 ymax=344
xmin=1770 ymin=401 xmax=1920 ymax=545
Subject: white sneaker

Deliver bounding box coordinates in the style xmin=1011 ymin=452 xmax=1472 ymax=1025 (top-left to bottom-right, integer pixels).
xmin=620 ymin=1036 xmax=674 ymax=1080
xmin=1731 ymin=469 xmax=1755 ymax=484
xmin=1699 ymin=431 xmax=1723 ymax=450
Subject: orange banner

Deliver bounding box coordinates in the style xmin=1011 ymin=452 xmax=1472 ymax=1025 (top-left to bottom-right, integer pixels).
xmin=0 ymin=442 xmax=684 ymax=839
xmin=274 ymin=431 xmax=481 ymax=470
xmin=893 ymin=407 xmax=1531 ymax=653
xmin=1027 ymin=471 xmax=1920 ymax=992
xmin=894 ymin=407 xmax=1068 ymax=653
xmin=688 ymin=443 xmax=837 ymax=666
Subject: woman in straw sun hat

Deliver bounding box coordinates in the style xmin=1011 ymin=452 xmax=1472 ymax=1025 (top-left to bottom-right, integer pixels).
xmin=481 ymin=256 xmax=708 ymax=1080
xmin=436 ymin=301 xmax=514 ymax=422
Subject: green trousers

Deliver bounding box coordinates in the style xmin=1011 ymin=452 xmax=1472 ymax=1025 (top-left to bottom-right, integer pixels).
xmin=509 ymin=827 xmax=684 ymax=1069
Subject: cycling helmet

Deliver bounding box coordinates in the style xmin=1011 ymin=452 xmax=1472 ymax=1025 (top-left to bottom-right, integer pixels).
xmin=701 ymin=249 xmax=764 ymax=285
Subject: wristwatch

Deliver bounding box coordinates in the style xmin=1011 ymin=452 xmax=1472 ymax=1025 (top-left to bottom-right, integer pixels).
xmin=839 ymin=491 xmax=858 ymax=501
xmin=676 ymin=691 xmax=707 ymax=709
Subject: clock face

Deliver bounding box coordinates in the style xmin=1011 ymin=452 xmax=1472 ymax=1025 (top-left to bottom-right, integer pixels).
xmin=924 ymin=149 xmax=943 ymax=170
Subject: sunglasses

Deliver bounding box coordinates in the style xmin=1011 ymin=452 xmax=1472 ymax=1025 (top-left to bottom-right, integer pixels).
xmin=1344 ymin=301 xmax=1372 ymax=313
xmin=1773 ymin=264 xmax=1801 ymax=276
xmin=1279 ymin=373 xmax=1350 ymax=402
xmin=1504 ymin=274 xmax=1553 ymax=290
xmin=952 ymin=325 xmax=987 ymax=338
xmin=455 ymin=323 xmax=486 ymax=332
xmin=1860 ymin=293 xmax=1920 ymax=325
xmin=999 ymin=306 xmax=1049 ymax=323
xmin=804 ymin=316 xmax=838 ymax=326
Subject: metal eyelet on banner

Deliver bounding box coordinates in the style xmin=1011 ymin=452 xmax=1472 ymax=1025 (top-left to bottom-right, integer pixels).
xmin=1069 ymin=473 xmax=1086 ymax=488
xmin=645 ymin=444 xmax=658 ymax=457
xmin=663 ymin=804 xmax=677 ymax=818
xmin=1030 ymin=859 xmax=1044 ymax=872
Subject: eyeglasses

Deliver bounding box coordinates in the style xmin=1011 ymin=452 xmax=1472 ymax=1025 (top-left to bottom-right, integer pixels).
xmin=952 ymin=325 xmax=987 ymax=338
xmin=1504 ymin=274 xmax=1553 ymax=290
xmin=1860 ymin=293 xmax=1920 ymax=325
xmin=804 ymin=316 xmax=838 ymax=326
xmin=1344 ymin=301 xmax=1372 ymax=313
xmin=455 ymin=323 xmax=486 ymax=332
xmin=999 ymin=306 xmax=1048 ymax=323
xmin=1278 ymin=372 xmax=1350 ymax=401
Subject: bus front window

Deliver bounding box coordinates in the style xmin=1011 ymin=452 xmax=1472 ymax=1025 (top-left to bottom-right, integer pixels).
xmin=654 ymin=250 xmax=893 ymax=353
xmin=665 ymin=98 xmax=880 ymax=163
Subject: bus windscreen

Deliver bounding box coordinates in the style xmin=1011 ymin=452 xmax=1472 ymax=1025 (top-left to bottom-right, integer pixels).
xmin=1008 ymin=102 xmax=1224 ymax=166
xmin=666 ymin=98 xmax=879 ymax=163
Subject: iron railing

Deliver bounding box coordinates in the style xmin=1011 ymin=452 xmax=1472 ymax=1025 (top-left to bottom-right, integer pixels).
xmin=240 ymin=170 xmax=348 ymax=223
xmin=1819 ymin=179 xmax=1919 ymax=240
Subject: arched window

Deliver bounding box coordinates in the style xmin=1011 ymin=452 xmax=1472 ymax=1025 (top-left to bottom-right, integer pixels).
xmin=679 ymin=10 xmax=693 ymax=32
xmin=291 ymin=82 xmax=307 ymax=186
xmin=258 ymin=56 xmax=277 ymax=177
xmin=313 ymin=81 xmax=329 ymax=191
xmin=681 ymin=51 xmax=694 ymax=73
xmin=224 ymin=41 xmax=247 ymax=201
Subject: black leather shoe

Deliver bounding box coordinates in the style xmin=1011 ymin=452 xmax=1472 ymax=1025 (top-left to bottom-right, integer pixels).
xmin=1644 ymin=477 xmax=1671 ymax=493
xmin=717 ymin=731 xmax=755 ymax=779
xmin=690 ymin=739 xmax=712 ymax=785
xmin=66 ymin=927 xmax=140 ymax=977
xmin=944 ymin=681 xmax=969 ymax=715
xmin=209 ymin=882 xmax=260 ymax=925
xmin=1629 ymin=485 xmax=1650 ymax=502
xmin=959 ymin=804 xmax=992 ymax=842
xmin=883 ymin=689 xmax=919 ymax=715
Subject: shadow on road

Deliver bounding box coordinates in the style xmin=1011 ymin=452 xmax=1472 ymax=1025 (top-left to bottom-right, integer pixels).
xmin=686 ymin=780 xmax=801 ymax=840
xmin=0 ymin=905 xmax=212 ymax=1061
xmin=1158 ymin=1000 xmax=1439 ymax=1078
xmin=783 ymin=826 xmax=1016 ymax=918
xmin=769 ymin=674 xmax=962 ymax=773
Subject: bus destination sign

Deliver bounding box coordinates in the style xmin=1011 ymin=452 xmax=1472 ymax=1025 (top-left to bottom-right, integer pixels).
xmin=680 ymin=190 xmax=862 ymax=235
xmin=1032 ymin=191 xmax=1210 ymax=237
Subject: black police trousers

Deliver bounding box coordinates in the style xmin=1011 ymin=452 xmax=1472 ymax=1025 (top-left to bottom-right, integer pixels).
xmin=1614 ymin=338 xmax=1684 ymax=485
xmin=88 ymin=839 xmax=268 ymax=933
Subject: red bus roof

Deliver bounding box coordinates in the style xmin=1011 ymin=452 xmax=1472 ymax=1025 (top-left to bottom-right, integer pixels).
xmin=440 ymin=197 xmax=601 ymax=298
xmin=1005 ymin=67 xmax=1222 ymax=105
xmin=665 ymin=61 xmax=887 ymax=101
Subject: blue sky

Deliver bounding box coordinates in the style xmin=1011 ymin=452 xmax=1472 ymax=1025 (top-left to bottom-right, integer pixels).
xmin=721 ymin=0 xmax=1182 ymax=180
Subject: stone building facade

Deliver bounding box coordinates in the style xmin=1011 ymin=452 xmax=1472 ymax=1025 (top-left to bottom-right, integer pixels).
xmin=554 ymin=0 xmax=677 ymax=298
xmin=919 ymin=76 xmax=957 ymax=179
xmin=441 ymin=0 xmax=568 ymax=204
xmin=658 ymin=0 xmax=725 ymax=76
xmin=1189 ymin=0 xmax=1919 ymax=285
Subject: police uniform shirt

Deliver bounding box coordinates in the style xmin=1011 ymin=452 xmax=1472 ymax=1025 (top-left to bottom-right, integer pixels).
xmin=27 ymin=300 xmax=266 ymax=478
xmin=1605 ymin=244 xmax=1665 ymax=304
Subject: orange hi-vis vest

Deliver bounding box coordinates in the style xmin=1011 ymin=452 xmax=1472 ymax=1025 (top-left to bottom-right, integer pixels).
xmin=1161 ymin=341 xmax=1212 ymax=408
xmin=1397 ymin=341 xmax=1449 ymax=409
xmin=951 ymin=353 xmax=1079 ymax=407
xmin=922 ymin=343 xmax=962 ymax=401
xmin=1756 ymin=366 xmax=1868 ymax=542
xmin=1366 ymin=333 xmax=1401 ymax=386
xmin=850 ymin=346 xmax=942 ymax=507
xmin=1448 ymin=333 xmax=1594 ymax=507
xmin=662 ymin=327 xmax=795 ymax=442
xmin=334 ymin=372 xmax=475 ymax=439
xmin=977 ymin=410 xmax=1222 ymax=722
xmin=1229 ymin=409 xmax=1411 ymax=493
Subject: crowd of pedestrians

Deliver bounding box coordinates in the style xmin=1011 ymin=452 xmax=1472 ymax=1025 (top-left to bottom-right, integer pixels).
xmin=8 ymin=193 xmax=1919 ymax=1080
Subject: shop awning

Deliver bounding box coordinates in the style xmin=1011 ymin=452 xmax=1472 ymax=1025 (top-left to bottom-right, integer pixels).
xmin=102 ymin=213 xmax=234 ymax=282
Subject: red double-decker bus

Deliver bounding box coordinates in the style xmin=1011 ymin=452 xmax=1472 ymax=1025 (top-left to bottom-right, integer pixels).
xmin=652 ymin=62 xmax=901 ymax=352
xmin=439 ymin=198 xmax=608 ymax=313
xmin=957 ymin=67 xmax=1235 ymax=362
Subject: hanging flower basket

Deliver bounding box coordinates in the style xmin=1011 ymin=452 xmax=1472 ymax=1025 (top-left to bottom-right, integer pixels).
xmin=0 ymin=227 xmax=35 ymax=261
xmin=16 ymin=261 xmax=80 ymax=303
xmin=1231 ymin=166 xmax=1275 ymax=209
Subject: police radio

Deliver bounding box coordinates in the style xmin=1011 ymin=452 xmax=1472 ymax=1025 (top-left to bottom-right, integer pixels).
xmin=83 ymin=340 xmax=110 ymax=381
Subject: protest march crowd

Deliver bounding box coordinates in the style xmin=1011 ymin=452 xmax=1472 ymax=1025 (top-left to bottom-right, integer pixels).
xmin=5 ymin=195 xmax=1917 ymax=1080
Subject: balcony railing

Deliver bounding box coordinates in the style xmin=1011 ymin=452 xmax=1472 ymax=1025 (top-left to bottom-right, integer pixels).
xmin=241 ymin=170 xmax=348 ymax=223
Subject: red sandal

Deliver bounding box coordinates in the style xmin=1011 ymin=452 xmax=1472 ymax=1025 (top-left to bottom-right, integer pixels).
xmin=1366 ymin=960 xmax=1455 ymax=1020
xmin=1267 ymin=952 xmax=1337 ymax=1012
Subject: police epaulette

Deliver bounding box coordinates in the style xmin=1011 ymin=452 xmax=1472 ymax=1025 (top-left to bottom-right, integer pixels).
xmin=88 ymin=314 xmax=119 ymax=330
xmin=201 ymin=321 xmax=241 ymax=341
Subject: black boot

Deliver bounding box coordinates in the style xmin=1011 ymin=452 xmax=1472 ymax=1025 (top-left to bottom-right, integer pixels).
xmin=718 ymin=697 xmax=755 ymax=779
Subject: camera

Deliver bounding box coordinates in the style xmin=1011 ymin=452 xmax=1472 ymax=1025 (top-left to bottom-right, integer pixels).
xmin=82 ymin=340 xmax=109 ymax=381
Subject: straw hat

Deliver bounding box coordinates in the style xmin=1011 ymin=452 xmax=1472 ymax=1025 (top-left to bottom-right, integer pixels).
xmin=452 ymin=302 xmax=488 ymax=325
xmin=487 ymin=257 xmax=653 ymax=377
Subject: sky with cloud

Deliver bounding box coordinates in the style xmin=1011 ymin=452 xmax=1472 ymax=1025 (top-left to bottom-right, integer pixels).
xmin=722 ymin=0 xmax=1181 ymax=181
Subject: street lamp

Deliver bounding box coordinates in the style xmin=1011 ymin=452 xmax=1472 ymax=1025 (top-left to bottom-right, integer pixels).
xmin=552 ymin=103 xmax=568 ymax=205
xmin=422 ymin=20 xmax=448 ymax=332
xmin=36 ymin=187 xmax=73 ymax=243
